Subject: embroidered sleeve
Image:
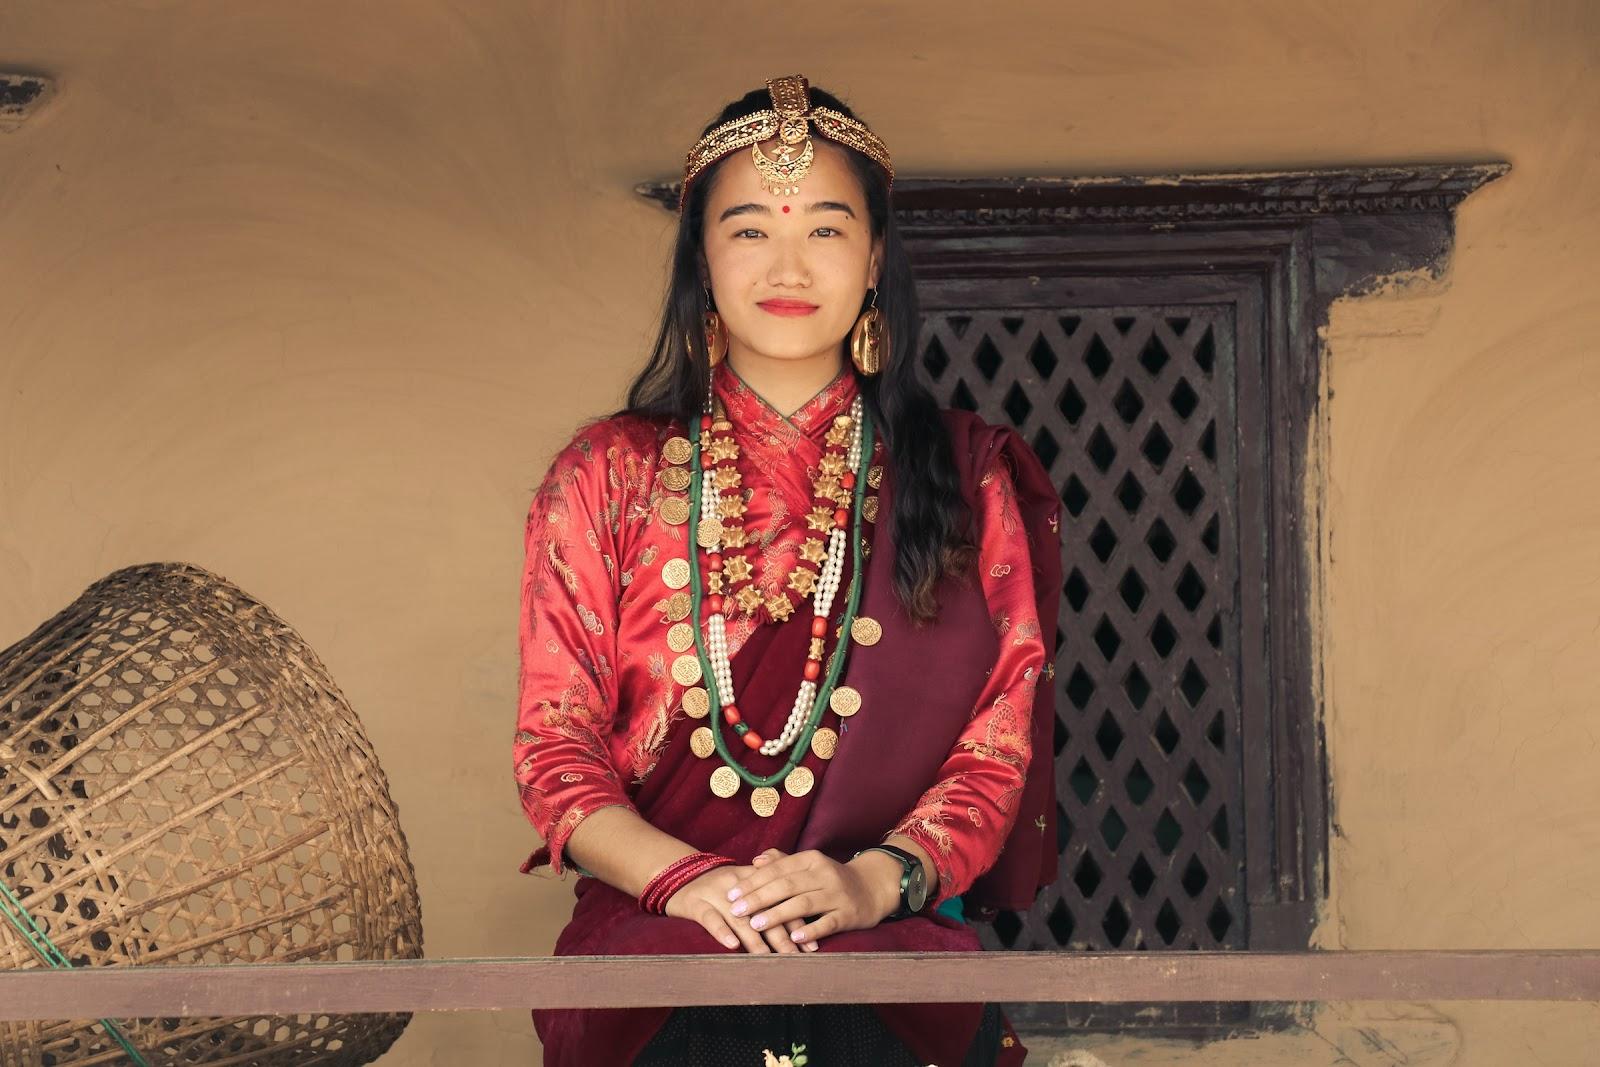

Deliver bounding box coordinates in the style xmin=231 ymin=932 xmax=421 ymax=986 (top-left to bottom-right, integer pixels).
xmin=514 ymin=422 xmax=639 ymax=877
xmin=885 ymin=445 xmax=1050 ymax=907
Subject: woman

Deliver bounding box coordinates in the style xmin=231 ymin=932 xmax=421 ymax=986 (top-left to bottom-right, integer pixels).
xmin=515 ymin=75 xmax=1063 ymax=1066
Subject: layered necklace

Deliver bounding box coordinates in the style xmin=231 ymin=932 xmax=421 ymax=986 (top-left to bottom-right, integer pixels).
xmin=680 ymin=373 xmax=881 ymax=817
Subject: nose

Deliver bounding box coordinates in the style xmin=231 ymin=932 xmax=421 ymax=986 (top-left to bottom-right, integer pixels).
xmin=765 ymin=233 xmax=810 ymax=290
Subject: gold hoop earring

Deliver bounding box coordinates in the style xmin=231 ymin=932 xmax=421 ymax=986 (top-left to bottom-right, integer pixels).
xmin=703 ymin=311 xmax=728 ymax=367
xmin=849 ymin=292 xmax=887 ymax=376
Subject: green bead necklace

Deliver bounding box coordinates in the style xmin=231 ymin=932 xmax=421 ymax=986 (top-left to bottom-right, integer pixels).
xmin=686 ymin=398 xmax=875 ymax=792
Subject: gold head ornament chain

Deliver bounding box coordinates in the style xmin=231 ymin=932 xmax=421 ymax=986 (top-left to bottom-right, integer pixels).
xmin=680 ymin=74 xmax=893 ymax=210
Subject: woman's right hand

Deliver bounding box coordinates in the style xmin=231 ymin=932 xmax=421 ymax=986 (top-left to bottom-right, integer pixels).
xmin=664 ymin=865 xmax=817 ymax=954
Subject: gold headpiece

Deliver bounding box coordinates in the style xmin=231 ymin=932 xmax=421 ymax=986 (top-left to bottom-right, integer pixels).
xmin=680 ymin=75 xmax=893 ymax=211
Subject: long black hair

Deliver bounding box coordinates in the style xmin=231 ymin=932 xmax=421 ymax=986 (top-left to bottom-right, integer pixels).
xmin=608 ymin=84 xmax=975 ymax=625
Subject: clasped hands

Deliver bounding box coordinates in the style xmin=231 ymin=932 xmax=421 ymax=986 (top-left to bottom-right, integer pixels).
xmin=663 ymin=846 xmax=898 ymax=954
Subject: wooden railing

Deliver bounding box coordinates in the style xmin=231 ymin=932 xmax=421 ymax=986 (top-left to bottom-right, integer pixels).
xmin=1 ymin=951 xmax=1596 ymax=1020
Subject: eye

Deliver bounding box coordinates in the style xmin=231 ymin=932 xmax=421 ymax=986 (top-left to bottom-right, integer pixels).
xmin=734 ymin=228 xmax=765 ymax=239
xmin=813 ymin=227 xmax=840 ymax=237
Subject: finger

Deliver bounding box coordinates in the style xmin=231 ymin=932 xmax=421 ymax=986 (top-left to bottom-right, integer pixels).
xmin=698 ymin=902 xmax=749 ymax=952
xmin=699 ymin=910 xmax=741 ymax=951
xmin=703 ymin=900 xmax=769 ymax=955
xmin=732 ymin=857 xmax=793 ymax=889
xmin=738 ymin=850 xmax=831 ymax=895
xmin=790 ymin=915 xmax=825 ymax=953
xmin=747 ymin=892 xmax=825 ymax=934
xmin=764 ymin=919 xmax=800 ymax=954
xmin=727 ymin=854 xmax=798 ymax=902
xmin=787 ymin=912 xmax=839 ymax=946
xmin=780 ymin=915 xmax=819 ymax=953
xmin=728 ymin=907 xmax=771 ymax=954
xmin=730 ymin=871 xmax=810 ymax=917
xmin=730 ymin=854 xmax=821 ymax=910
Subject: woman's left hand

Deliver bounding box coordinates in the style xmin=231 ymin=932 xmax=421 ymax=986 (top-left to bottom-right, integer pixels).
xmin=725 ymin=847 xmax=896 ymax=948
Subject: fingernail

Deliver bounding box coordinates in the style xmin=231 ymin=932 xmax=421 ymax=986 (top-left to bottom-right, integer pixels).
xmin=750 ymin=915 xmax=766 ymax=930
xmin=727 ymin=888 xmax=742 ymax=902
xmin=731 ymin=900 xmax=747 ymax=916
xmin=804 ymin=941 xmax=818 ymax=951
xmin=790 ymin=930 xmax=805 ymax=942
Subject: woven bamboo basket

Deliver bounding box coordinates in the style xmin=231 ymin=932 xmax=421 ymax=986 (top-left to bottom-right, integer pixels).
xmin=0 ymin=562 xmax=423 ymax=1064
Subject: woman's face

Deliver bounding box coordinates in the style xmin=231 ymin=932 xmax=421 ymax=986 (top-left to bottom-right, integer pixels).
xmin=700 ymin=138 xmax=883 ymax=368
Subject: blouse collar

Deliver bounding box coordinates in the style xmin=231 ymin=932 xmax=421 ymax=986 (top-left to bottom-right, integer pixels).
xmin=712 ymin=359 xmax=860 ymax=445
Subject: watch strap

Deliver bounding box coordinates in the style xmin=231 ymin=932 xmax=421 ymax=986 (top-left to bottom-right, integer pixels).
xmin=854 ymin=844 xmax=924 ymax=919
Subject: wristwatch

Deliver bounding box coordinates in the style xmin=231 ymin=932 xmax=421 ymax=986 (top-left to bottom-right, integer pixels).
xmin=853 ymin=844 xmax=928 ymax=920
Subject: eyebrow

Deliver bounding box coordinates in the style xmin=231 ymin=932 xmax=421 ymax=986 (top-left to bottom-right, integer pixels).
xmin=717 ymin=200 xmax=858 ymax=223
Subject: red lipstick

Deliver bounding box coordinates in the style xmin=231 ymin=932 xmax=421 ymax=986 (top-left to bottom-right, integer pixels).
xmin=758 ymin=298 xmax=820 ymax=317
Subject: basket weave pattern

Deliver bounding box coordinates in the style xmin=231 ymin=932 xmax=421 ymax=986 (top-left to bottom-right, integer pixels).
xmin=0 ymin=562 xmax=423 ymax=1064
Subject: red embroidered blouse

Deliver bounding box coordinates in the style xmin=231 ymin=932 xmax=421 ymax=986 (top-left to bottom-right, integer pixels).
xmin=514 ymin=360 xmax=1050 ymax=905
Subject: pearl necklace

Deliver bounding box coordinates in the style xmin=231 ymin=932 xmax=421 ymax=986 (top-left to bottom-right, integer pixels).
xmin=700 ymin=393 xmax=864 ymax=757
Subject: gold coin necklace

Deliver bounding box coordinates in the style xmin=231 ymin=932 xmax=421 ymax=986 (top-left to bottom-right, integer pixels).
xmin=686 ymin=384 xmax=876 ymax=815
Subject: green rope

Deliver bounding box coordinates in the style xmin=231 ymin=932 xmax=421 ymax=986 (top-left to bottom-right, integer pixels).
xmin=0 ymin=874 xmax=153 ymax=1066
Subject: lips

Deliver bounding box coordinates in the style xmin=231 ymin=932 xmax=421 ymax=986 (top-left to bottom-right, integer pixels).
xmin=758 ymin=299 xmax=820 ymax=317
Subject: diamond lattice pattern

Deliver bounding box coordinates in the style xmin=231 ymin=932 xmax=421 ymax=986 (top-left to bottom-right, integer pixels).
xmin=920 ymin=310 xmax=1245 ymax=954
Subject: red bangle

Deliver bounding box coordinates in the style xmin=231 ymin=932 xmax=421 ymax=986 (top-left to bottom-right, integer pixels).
xmin=639 ymin=851 xmax=736 ymax=915
xmin=640 ymin=856 xmax=714 ymax=914
xmin=640 ymin=856 xmax=702 ymax=909
xmin=640 ymin=853 xmax=731 ymax=914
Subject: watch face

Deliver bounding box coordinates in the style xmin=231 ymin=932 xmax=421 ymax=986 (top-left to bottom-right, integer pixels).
xmin=906 ymin=866 xmax=928 ymax=912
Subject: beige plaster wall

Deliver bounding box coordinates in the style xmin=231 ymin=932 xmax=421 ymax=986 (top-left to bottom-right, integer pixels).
xmin=1 ymin=1 xmax=1595 ymax=1063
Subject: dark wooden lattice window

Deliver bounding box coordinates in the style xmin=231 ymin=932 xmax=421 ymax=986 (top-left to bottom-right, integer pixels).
xmin=890 ymin=166 xmax=1504 ymax=1035
xmin=920 ymin=305 xmax=1242 ymax=955
xmin=641 ymin=164 xmax=1505 ymax=1037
